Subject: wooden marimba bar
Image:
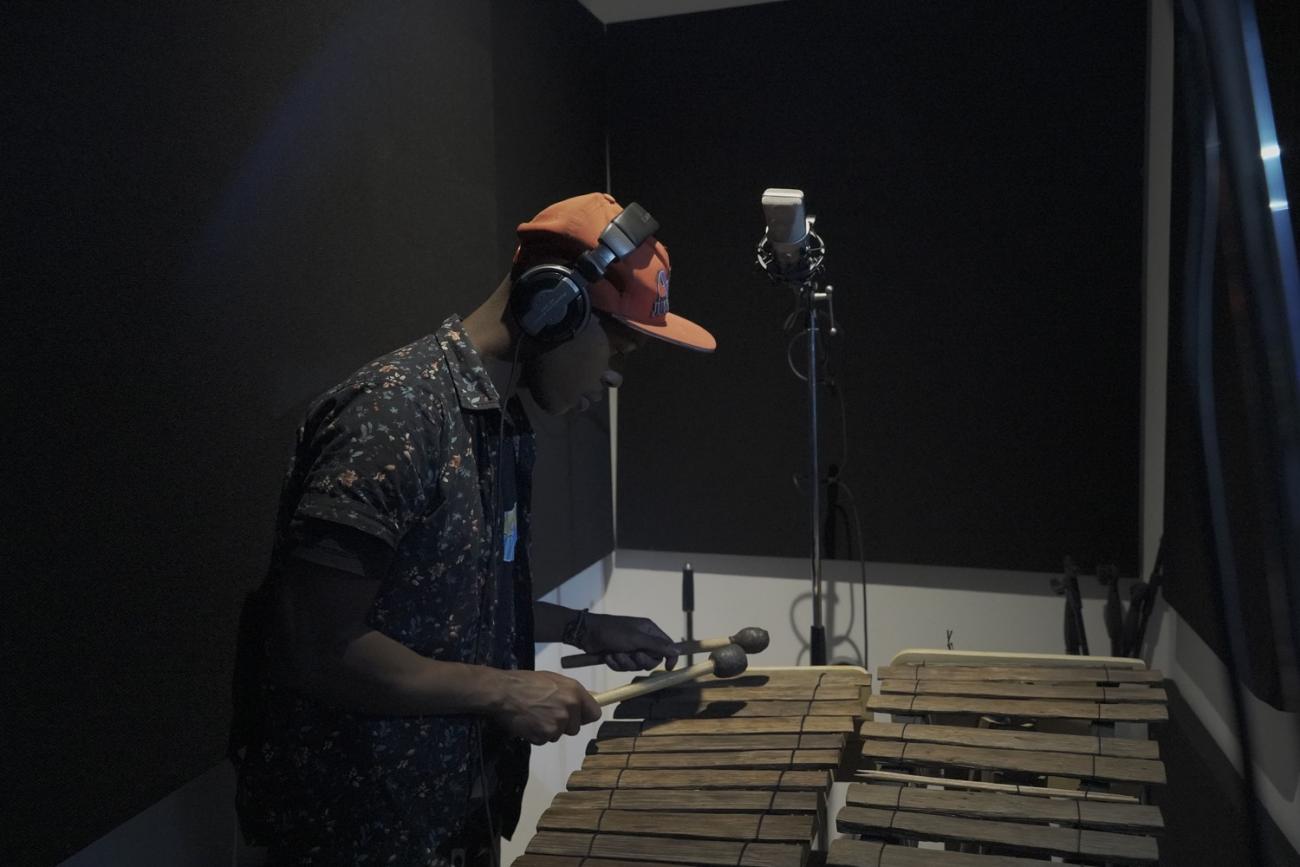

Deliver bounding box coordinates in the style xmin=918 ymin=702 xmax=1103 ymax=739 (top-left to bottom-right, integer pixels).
xmin=829 ymin=654 xmax=1169 ymax=866
xmin=512 ymin=666 xmax=872 ymax=867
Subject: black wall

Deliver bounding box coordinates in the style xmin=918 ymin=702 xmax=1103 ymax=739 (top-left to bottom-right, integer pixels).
xmin=492 ymin=1 xmax=613 ymax=595
xmin=4 ymin=1 xmax=606 ymax=862
xmin=610 ymin=0 xmax=1146 ymax=575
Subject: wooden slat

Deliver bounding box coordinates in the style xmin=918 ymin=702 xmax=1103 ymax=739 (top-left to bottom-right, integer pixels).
xmin=527 ymin=831 xmax=808 ymax=866
xmin=514 ymin=856 xmax=689 ymax=867
xmin=867 ymin=693 xmax=1168 ymax=722
xmin=598 ymin=716 xmax=856 ymax=739
xmin=635 ymin=685 xmax=818 ymax=701
xmin=856 ymin=769 xmax=1140 ymax=803
xmin=583 ymin=749 xmax=840 ymax=771
xmin=827 ymin=837 xmax=1048 ymax=867
xmin=537 ymin=808 xmax=817 ymax=843
xmin=547 ymin=789 xmax=820 ymax=814
xmin=617 ymin=698 xmax=864 ymax=719
xmin=591 ymin=733 xmax=845 ymax=754
xmin=858 ymin=720 xmax=1159 ymax=760
xmin=820 ymin=670 xmax=872 ymax=684
xmin=846 ymin=782 xmax=1163 ymax=832
xmin=676 ymin=670 xmax=867 ymax=687
xmin=568 ymin=768 xmax=832 ymax=791
xmin=860 ymin=739 xmax=1166 ymax=785
xmin=637 ymin=682 xmax=865 ymax=701
xmin=880 ymin=678 xmax=1167 ymax=703
xmin=877 ymin=664 xmax=1162 ymax=684
xmin=837 ymin=805 xmax=1159 ymax=863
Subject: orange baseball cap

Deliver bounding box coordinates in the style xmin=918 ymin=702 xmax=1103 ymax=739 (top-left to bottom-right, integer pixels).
xmin=514 ymin=192 xmax=716 ymax=352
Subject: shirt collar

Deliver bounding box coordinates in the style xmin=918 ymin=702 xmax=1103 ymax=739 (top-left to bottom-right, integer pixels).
xmin=436 ymin=315 xmax=501 ymax=411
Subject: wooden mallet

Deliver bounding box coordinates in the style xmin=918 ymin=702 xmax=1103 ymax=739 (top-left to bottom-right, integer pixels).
xmin=590 ymin=643 xmax=749 ymax=706
xmin=561 ymin=626 xmax=769 ymax=669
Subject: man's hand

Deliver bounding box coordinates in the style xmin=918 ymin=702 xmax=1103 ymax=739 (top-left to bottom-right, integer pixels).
xmin=581 ymin=614 xmax=679 ymax=672
xmin=490 ymin=670 xmax=602 ymax=745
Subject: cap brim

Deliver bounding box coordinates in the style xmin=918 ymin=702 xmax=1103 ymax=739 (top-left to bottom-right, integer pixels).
xmin=615 ymin=312 xmax=716 ymax=353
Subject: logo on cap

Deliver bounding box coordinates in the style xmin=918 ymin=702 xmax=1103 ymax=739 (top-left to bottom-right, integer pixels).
xmin=651 ymin=269 xmax=670 ymax=319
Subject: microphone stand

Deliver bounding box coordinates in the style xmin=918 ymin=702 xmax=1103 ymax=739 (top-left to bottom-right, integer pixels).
xmin=801 ymin=279 xmax=836 ymax=664
xmin=758 ymin=223 xmax=833 ymax=665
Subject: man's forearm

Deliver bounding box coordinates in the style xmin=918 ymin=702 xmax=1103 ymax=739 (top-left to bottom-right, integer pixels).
xmin=534 ymin=600 xmax=582 ymax=644
xmin=287 ymin=628 xmax=509 ymax=717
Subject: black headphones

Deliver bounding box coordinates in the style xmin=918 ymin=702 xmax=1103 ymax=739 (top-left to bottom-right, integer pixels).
xmin=510 ymin=202 xmax=659 ymax=344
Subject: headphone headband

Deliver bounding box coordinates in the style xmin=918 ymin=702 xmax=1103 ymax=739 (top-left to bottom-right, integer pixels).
xmin=512 ymin=202 xmax=658 ymax=344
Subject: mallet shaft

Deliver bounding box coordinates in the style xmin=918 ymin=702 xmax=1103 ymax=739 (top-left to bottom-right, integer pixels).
xmin=561 ymin=636 xmax=729 ymax=669
xmin=591 ymin=658 xmax=715 ymax=706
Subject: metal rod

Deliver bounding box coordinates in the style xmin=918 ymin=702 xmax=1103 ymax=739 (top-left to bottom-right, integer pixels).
xmin=808 ymin=287 xmax=826 ymax=665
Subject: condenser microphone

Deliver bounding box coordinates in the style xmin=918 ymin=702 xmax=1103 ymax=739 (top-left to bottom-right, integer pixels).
xmin=762 ymin=188 xmax=810 ymax=269
xmin=758 ymin=188 xmax=824 ymax=283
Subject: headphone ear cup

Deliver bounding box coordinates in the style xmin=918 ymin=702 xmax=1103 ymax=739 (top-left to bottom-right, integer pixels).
xmin=511 ymin=263 xmax=591 ymax=344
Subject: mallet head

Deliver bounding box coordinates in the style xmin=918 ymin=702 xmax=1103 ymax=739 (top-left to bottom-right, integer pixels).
xmin=708 ymin=643 xmax=749 ymax=679
xmin=732 ymin=626 xmax=770 ymax=654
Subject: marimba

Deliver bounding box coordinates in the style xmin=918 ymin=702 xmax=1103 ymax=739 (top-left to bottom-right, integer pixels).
xmin=830 ymin=650 xmax=1168 ymax=865
xmin=512 ymin=665 xmax=872 ymax=867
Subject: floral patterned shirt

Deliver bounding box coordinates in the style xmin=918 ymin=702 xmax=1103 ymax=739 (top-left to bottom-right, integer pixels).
xmin=233 ymin=316 xmax=535 ymax=865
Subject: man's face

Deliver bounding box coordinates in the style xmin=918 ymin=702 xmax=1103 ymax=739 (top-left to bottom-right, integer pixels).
xmin=523 ymin=312 xmax=647 ymax=415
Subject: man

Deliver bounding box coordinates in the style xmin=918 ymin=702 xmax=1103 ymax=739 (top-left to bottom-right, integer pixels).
xmin=231 ymin=192 xmax=716 ymax=865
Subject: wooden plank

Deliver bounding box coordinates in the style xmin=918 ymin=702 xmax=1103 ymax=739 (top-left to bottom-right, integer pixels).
xmin=880 ymin=679 xmax=1167 ymax=704
xmin=1079 ymin=800 xmax=1167 ymax=834
xmin=856 ymin=769 xmax=1140 ymax=803
xmin=827 ymin=837 xmax=1048 ymax=867
xmin=638 ymin=685 xmax=819 ymax=701
xmin=637 ymin=682 xmax=864 ymax=701
xmin=837 ymin=805 xmax=1159 ymax=863
xmin=592 ymin=789 xmax=819 ymax=813
xmin=846 ymin=782 xmax=1163 ymax=832
xmin=583 ymin=749 xmax=840 ymax=771
xmin=591 ymin=733 xmax=846 ymax=754
xmin=536 ymin=808 xmax=816 ymax=843
xmin=620 ymin=698 xmax=864 ymax=719
xmin=858 ymin=720 xmax=1159 ymax=760
xmin=552 ymin=790 xmax=615 ymax=811
xmin=602 ymin=811 xmax=809 ymax=843
xmin=1099 ymin=702 xmax=1168 ymax=721
xmin=1105 ymin=684 xmax=1170 ymax=702
xmin=598 ymin=716 xmax=857 ymax=739
xmin=699 ymin=672 xmax=824 ymax=684
xmin=860 ymin=739 xmax=1166 ymax=785
xmin=820 ymin=670 xmax=872 ymax=684
xmin=668 ymin=669 xmax=865 ymax=686
xmin=877 ymin=664 xmax=1162 ymax=684
xmin=626 ymin=750 xmax=839 ymax=770
xmin=596 ymin=836 xmax=808 ymax=867
xmin=568 ymin=768 xmax=832 ymax=791
xmin=513 ymin=856 xmax=689 ymax=867
xmin=550 ymin=789 xmax=819 ymax=814
xmin=814 ymin=684 xmax=866 ymax=700
xmin=867 ymin=693 xmax=1168 ymax=722
xmin=528 ymin=831 xmax=808 ymax=866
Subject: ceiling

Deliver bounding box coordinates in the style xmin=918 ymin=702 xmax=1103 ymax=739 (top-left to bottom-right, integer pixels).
xmin=576 ymin=0 xmax=787 ymax=25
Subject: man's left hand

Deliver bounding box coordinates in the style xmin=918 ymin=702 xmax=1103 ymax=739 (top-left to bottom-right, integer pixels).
xmin=580 ymin=614 xmax=679 ymax=672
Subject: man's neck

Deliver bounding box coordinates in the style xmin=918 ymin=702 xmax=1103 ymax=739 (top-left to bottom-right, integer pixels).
xmin=462 ymin=275 xmax=526 ymax=399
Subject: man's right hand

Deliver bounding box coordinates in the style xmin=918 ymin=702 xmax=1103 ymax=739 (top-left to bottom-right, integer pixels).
xmin=490 ymin=670 xmax=602 ymax=745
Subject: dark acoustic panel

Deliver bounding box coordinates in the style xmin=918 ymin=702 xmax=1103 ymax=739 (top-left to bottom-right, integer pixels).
xmin=491 ymin=0 xmax=612 ymax=596
xmin=610 ymin=0 xmax=1145 ymax=575
xmin=3 ymin=1 xmax=606 ymax=863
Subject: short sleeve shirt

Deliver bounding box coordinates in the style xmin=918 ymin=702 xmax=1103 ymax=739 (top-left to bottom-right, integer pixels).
xmin=234 ymin=316 xmax=536 ymax=862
